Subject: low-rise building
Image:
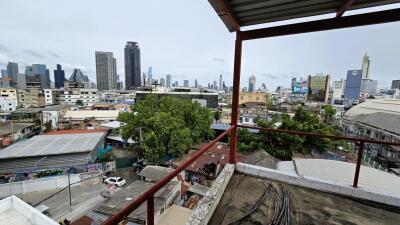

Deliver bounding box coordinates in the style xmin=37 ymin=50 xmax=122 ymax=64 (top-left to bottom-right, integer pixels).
xmin=59 ymin=88 xmax=98 ymax=106
xmin=0 ymin=195 xmax=58 ymax=225
xmin=61 ymin=110 xmax=120 ymax=129
xmin=42 ymin=105 xmax=68 ymax=130
xmin=0 ymin=122 xmax=36 ymax=146
xmin=0 ymin=130 xmax=106 ymax=173
xmin=43 ymin=89 xmax=64 ymax=105
xmin=18 ymin=89 xmax=45 ymax=108
xmin=136 ymin=87 xmax=218 ymax=108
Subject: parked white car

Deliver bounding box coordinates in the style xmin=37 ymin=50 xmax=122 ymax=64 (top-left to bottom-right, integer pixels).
xmin=104 ymin=177 xmax=126 ymax=187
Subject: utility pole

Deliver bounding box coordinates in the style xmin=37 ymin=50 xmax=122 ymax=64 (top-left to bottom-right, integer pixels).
xmin=67 ymin=171 xmax=72 ymax=206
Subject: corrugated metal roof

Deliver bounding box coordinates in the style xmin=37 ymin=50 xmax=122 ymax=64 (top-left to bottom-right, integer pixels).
xmin=209 ymin=0 xmax=400 ymax=31
xmin=0 ymin=132 xmax=106 ymax=159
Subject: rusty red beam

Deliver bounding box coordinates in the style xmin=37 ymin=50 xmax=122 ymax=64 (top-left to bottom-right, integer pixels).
xmin=229 ymin=32 xmax=243 ymax=164
xmin=353 ymin=141 xmax=365 ymax=187
xmin=241 ymin=8 xmax=400 ymax=41
xmin=336 ymin=0 xmax=356 ymax=17
xmin=102 ymin=125 xmax=235 ymax=225
xmin=237 ymin=124 xmax=400 ymax=146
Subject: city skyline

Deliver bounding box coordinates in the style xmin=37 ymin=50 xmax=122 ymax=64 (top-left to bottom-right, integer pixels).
xmin=0 ymin=1 xmax=400 ymax=90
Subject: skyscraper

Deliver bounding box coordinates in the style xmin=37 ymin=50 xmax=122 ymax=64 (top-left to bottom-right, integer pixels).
xmin=213 ymin=81 xmax=218 ymax=90
xmin=166 ymin=74 xmax=171 ymax=88
xmin=95 ymin=51 xmax=117 ymax=90
xmin=249 ymin=75 xmax=256 ymax=92
xmin=147 ymin=66 xmax=153 ymax=84
xmin=7 ymin=62 xmax=18 ymax=81
xmin=32 ymin=64 xmax=50 ymax=88
xmin=54 ymin=64 xmax=65 ymax=89
xmin=195 ymin=79 xmax=198 ymax=88
xmin=124 ymin=42 xmax=141 ymax=90
xmin=1 ymin=69 xmax=7 ymax=77
xmin=25 ymin=66 xmax=33 ymax=76
xmin=307 ymin=74 xmax=330 ymax=103
xmin=184 ymin=80 xmax=189 ymax=87
xmin=344 ymin=70 xmax=362 ymax=105
xmin=219 ymin=74 xmax=222 ymax=91
xmin=362 ymin=52 xmax=370 ymax=79
xmin=16 ymin=73 xmax=26 ymax=89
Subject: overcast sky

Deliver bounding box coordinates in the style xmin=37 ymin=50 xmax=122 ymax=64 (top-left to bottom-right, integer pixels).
xmin=0 ymin=0 xmax=399 ymax=90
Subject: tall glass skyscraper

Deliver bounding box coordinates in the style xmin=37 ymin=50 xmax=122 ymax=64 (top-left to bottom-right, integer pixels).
xmin=54 ymin=64 xmax=65 ymax=89
xmin=124 ymin=42 xmax=141 ymax=90
xmin=7 ymin=62 xmax=18 ymax=81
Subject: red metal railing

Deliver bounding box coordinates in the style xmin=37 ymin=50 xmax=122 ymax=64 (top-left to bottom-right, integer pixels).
xmin=102 ymin=124 xmax=400 ymax=225
xmin=237 ymin=124 xmax=400 ymax=187
xmin=102 ymin=126 xmax=235 ymax=225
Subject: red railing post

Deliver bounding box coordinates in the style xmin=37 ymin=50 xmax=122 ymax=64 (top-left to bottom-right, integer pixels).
xmin=147 ymin=195 xmax=154 ymax=225
xmin=353 ymin=141 xmax=364 ymax=188
xmin=229 ymin=31 xmax=242 ymax=164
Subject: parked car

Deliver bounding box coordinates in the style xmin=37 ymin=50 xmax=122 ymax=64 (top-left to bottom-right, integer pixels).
xmin=104 ymin=176 xmax=126 ymax=187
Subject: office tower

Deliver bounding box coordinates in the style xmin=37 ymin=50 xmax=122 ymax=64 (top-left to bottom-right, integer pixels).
xmin=1 ymin=69 xmax=7 ymax=77
xmin=307 ymin=74 xmax=330 ymax=103
xmin=32 ymin=64 xmax=50 ymax=88
xmin=160 ymin=78 xmax=166 ymax=87
xmin=362 ymin=52 xmax=370 ymax=79
xmin=184 ymin=80 xmax=189 ymax=87
xmin=166 ymin=74 xmax=171 ymax=88
xmin=249 ymin=75 xmax=256 ymax=92
xmin=7 ymin=62 xmax=18 ymax=81
xmin=124 ymin=42 xmax=141 ymax=89
xmin=95 ymin=51 xmax=117 ymax=90
xmin=344 ymin=70 xmax=362 ymax=104
xmin=54 ymin=64 xmax=65 ymax=89
xmin=25 ymin=66 xmax=33 ymax=76
xmin=360 ymin=79 xmax=378 ymax=95
xmin=213 ymin=81 xmax=218 ymax=90
xmin=173 ymin=81 xmax=178 ymax=87
xmin=16 ymin=73 xmax=27 ymax=89
xmin=195 ymin=79 xmax=198 ymax=88
xmin=392 ymin=80 xmax=400 ymax=90
xmin=219 ymin=74 xmax=223 ymax=91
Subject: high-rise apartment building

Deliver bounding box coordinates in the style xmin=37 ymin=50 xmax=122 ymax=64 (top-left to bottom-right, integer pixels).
xmin=124 ymin=42 xmax=141 ymax=90
xmin=362 ymin=52 xmax=370 ymax=79
xmin=307 ymin=74 xmax=330 ymax=103
xmin=54 ymin=64 xmax=65 ymax=89
xmin=391 ymin=80 xmax=400 ymax=90
xmin=248 ymin=75 xmax=256 ymax=92
xmin=95 ymin=51 xmax=117 ymax=90
xmin=166 ymin=74 xmax=171 ymax=88
xmin=7 ymin=62 xmax=18 ymax=81
xmin=344 ymin=70 xmax=362 ymax=105
xmin=184 ymin=80 xmax=189 ymax=87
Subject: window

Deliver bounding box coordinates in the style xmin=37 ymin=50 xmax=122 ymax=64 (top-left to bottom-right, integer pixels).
xmin=245 ymin=118 xmax=249 ymax=122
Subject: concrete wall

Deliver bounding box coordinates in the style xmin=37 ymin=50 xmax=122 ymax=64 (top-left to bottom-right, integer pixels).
xmin=236 ymin=162 xmax=400 ymax=207
xmin=0 ymin=174 xmax=81 ymax=197
xmin=186 ymin=164 xmax=234 ymax=225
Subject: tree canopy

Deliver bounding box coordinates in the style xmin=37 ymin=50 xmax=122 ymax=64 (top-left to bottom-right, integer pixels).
xmin=118 ymin=95 xmax=214 ymax=163
xmin=237 ymin=106 xmax=344 ymax=159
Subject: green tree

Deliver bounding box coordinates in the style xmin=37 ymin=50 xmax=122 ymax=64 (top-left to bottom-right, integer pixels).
xmin=321 ymin=105 xmax=336 ymax=123
xmin=76 ymin=100 xmax=84 ymax=106
xmin=118 ymin=95 xmax=213 ymax=163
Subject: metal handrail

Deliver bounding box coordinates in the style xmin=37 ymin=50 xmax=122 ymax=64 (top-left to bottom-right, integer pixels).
xmin=101 ymin=125 xmax=235 ymax=225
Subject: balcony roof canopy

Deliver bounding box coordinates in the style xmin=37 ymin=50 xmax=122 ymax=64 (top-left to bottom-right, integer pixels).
xmin=209 ymin=0 xmax=400 ymax=32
